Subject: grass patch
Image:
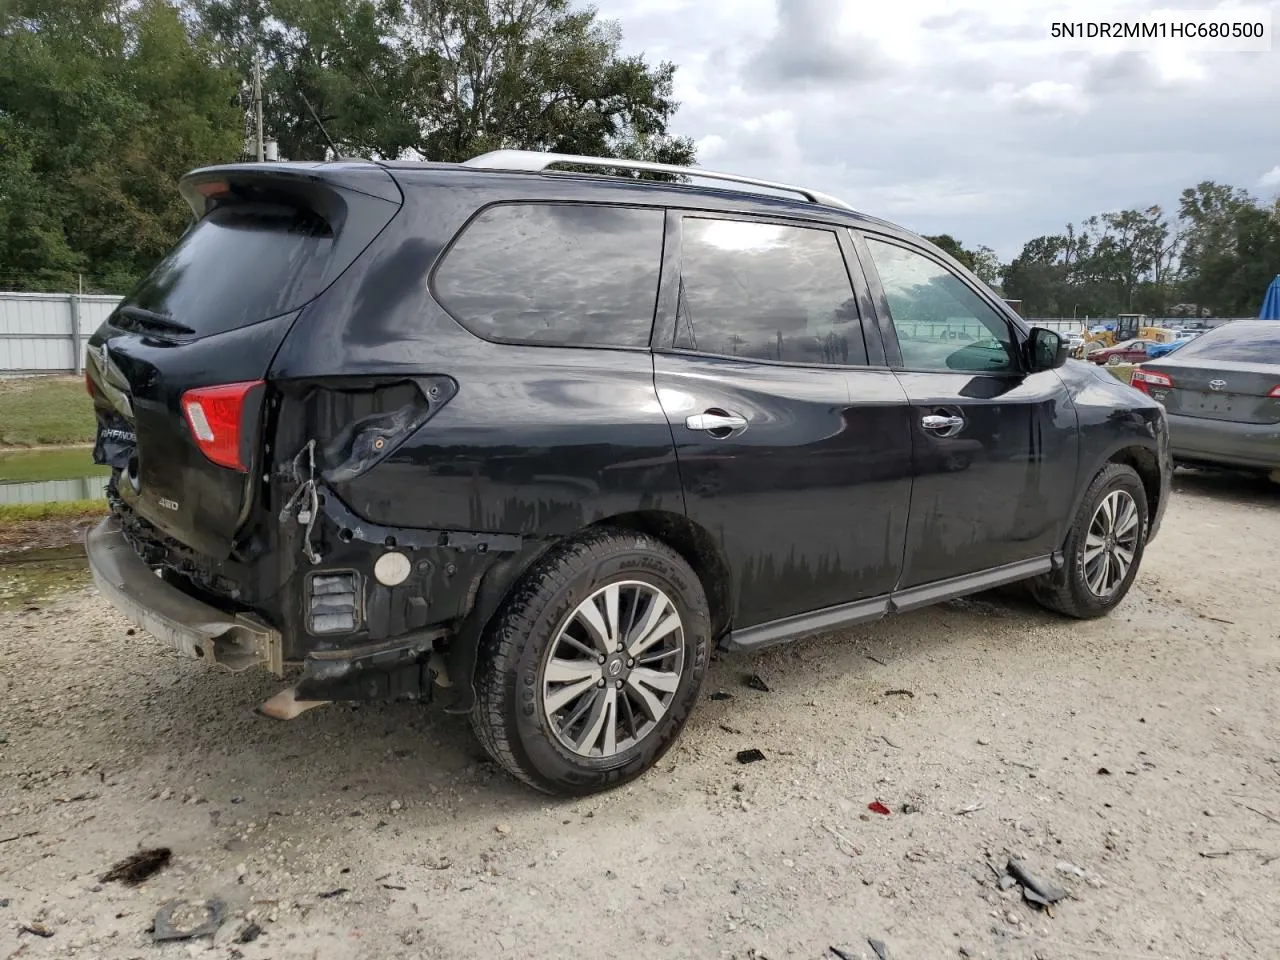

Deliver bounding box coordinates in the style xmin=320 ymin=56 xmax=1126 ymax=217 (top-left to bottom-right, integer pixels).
xmin=0 ymin=499 xmax=107 ymax=523
xmin=0 ymin=447 xmax=108 ymax=482
xmin=0 ymin=375 xmax=97 ymax=447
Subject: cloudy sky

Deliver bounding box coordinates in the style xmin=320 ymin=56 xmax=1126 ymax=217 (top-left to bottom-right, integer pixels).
xmin=589 ymin=0 xmax=1280 ymax=260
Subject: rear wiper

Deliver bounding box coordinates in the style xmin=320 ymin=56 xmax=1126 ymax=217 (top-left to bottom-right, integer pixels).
xmin=115 ymin=305 xmax=196 ymax=336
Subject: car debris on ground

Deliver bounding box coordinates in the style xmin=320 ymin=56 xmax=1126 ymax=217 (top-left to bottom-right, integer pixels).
xmin=151 ymin=899 xmax=226 ymax=942
xmin=99 ymin=847 xmax=171 ymax=886
xmin=1005 ymin=858 xmax=1069 ymax=911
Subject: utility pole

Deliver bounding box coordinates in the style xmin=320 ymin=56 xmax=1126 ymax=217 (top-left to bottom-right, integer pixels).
xmin=253 ymin=55 xmax=264 ymax=162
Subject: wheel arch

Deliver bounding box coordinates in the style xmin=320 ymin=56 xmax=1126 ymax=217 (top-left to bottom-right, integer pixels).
xmin=595 ymin=510 xmax=733 ymax=643
xmin=440 ymin=509 xmax=732 ymax=715
xmin=1106 ymin=444 xmax=1163 ymax=534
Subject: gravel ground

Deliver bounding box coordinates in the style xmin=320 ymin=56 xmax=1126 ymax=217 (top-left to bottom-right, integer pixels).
xmin=1 ymin=470 xmax=1277 ymax=960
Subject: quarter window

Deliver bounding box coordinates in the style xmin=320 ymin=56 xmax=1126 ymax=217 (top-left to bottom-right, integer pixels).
xmin=433 ymin=203 xmax=664 ymax=347
xmin=863 ymin=237 xmax=1016 ymax=373
xmin=673 ymin=217 xmax=868 ymax=366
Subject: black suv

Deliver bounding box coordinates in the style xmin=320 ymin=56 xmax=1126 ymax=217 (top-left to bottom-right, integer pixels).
xmin=85 ymin=151 xmax=1171 ymax=796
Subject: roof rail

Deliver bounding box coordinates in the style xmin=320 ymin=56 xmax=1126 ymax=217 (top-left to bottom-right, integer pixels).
xmin=461 ymin=150 xmax=854 ymax=210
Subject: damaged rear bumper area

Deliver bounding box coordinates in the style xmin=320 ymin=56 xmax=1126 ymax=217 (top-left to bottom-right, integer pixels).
xmin=87 ymin=517 xmax=283 ymax=675
xmin=87 ymin=516 xmax=459 ymax=708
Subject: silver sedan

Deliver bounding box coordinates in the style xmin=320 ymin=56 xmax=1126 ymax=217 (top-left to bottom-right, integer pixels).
xmin=1130 ymin=319 xmax=1280 ymax=478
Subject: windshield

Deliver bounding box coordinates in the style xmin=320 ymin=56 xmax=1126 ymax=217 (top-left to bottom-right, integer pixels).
xmin=1174 ymin=320 xmax=1280 ymax=363
xmin=117 ymin=202 xmax=336 ymax=337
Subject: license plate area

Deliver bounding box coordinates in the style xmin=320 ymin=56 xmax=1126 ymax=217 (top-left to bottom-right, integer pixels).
xmin=1190 ymin=394 xmax=1235 ymax=416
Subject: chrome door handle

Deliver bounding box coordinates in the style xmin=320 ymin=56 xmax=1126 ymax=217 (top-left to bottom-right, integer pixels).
xmin=921 ymin=414 xmax=964 ymax=431
xmin=686 ymin=412 xmax=747 ymax=432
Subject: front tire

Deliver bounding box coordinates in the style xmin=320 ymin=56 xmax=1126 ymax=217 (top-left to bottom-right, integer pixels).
xmin=1031 ymin=463 xmax=1148 ymax=619
xmin=471 ymin=528 xmax=711 ymax=796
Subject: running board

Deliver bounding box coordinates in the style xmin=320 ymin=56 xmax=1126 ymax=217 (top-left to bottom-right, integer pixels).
xmin=888 ymin=555 xmax=1054 ymax=614
xmin=722 ymin=554 xmax=1056 ymax=652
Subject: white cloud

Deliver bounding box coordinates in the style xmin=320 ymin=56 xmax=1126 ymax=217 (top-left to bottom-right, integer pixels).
xmin=1007 ymin=80 xmax=1089 ymax=114
xmin=593 ymin=0 xmax=1280 ymax=259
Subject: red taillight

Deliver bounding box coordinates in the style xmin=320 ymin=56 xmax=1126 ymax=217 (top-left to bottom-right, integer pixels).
xmin=1131 ymin=369 xmax=1173 ymax=395
xmin=1269 ymin=385 xmax=1280 ymax=398
xmin=181 ymin=380 xmax=264 ymax=472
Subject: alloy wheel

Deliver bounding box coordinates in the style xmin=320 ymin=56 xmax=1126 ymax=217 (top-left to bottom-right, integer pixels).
xmin=1083 ymin=490 xmax=1141 ymax=598
xmin=540 ymin=580 xmax=685 ymax=758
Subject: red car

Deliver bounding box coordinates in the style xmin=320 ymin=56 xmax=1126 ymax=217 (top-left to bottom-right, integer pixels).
xmin=1089 ymin=338 xmax=1161 ymax=365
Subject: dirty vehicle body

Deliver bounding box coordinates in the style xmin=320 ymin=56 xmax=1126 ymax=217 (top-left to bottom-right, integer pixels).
xmin=85 ymin=152 xmax=1171 ymax=795
xmin=1133 ymin=319 xmax=1280 ymax=477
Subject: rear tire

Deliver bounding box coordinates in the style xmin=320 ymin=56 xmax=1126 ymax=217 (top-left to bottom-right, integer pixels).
xmin=471 ymin=528 xmax=711 ymax=796
xmin=1031 ymin=463 xmax=1148 ymax=619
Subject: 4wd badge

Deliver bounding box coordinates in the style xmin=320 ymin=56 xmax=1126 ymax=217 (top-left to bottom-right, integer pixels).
xmin=157 ymin=497 xmax=180 ymax=511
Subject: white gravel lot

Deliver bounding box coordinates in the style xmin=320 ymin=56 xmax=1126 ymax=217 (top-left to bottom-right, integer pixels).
xmin=1 ymin=469 xmax=1278 ymax=960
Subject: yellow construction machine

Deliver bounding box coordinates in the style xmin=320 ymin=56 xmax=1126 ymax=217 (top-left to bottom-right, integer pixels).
xmin=1079 ymin=314 xmax=1176 ymax=357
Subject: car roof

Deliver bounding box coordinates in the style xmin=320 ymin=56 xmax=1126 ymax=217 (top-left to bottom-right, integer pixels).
xmin=379 ymin=160 xmax=915 ymax=239
xmin=182 ymin=156 xmax=1006 ymax=316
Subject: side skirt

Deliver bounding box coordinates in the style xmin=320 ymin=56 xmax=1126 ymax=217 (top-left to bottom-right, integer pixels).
xmin=721 ymin=554 xmax=1058 ymax=652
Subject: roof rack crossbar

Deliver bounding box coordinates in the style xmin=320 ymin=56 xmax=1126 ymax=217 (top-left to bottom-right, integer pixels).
xmin=460 ymin=150 xmax=853 ymax=210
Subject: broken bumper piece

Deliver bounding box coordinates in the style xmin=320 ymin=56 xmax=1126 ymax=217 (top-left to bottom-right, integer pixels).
xmin=86 ymin=517 xmax=283 ymax=675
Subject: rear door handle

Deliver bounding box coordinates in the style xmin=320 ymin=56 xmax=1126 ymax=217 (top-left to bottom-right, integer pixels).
xmin=686 ymin=412 xmax=748 ymax=432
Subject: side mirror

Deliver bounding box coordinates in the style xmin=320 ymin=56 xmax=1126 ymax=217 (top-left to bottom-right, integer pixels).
xmin=1027 ymin=327 xmax=1069 ymax=372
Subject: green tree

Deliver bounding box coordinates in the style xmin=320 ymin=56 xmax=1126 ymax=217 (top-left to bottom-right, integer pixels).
xmin=0 ymin=0 xmax=242 ymax=292
xmin=195 ymin=0 xmax=696 ymax=166
xmin=922 ymin=234 xmax=976 ymax=272
xmin=1001 ymin=231 xmax=1097 ymax=316
xmin=969 ymin=245 xmax=1002 ymax=286
xmin=1177 ymin=181 xmax=1280 ymax=315
xmin=922 ymin=234 xmax=1003 ymax=287
xmin=0 ymin=117 xmax=87 ymax=290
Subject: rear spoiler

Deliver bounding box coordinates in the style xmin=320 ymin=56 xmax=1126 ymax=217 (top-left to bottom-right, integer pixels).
xmin=179 ymin=162 xmax=403 ymax=219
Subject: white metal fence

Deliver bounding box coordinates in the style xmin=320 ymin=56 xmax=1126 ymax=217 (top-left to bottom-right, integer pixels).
xmin=0 ymin=292 xmax=123 ymax=376
xmin=0 ymin=476 xmax=109 ymax=506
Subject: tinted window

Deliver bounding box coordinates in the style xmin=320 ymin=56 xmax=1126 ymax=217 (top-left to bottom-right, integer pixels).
xmin=433 ymin=203 xmax=663 ymax=347
xmin=673 ymin=218 xmax=867 ymax=366
xmin=1175 ymin=320 xmax=1280 ymax=363
xmin=121 ymin=203 xmax=337 ymax=337
xmin=864 ymin=237 xmax=1016 ymax=373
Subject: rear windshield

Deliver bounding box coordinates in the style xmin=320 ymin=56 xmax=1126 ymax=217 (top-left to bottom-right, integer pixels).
xmin=1176 ymin=320 xmax=1280 ymax=363
xmin=118 ymin=202 xmax=336 ymax=337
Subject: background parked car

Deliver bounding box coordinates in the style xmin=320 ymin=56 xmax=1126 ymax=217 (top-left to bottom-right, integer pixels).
xmin=1132 ymin=319 xmax=1280 ymax=478
xmin=1089 ymin=338 xmax=1162 ymax=365
xmin=1146 ymin=338 xmax=1189 ymax=360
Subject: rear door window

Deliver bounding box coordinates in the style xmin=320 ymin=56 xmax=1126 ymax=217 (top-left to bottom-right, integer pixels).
xmin=672 ymin=217 xmax=869 ymax=366
xmin=1175 ymin=320 xmax=1280 ymax=362
xmin=432 ymin=203 xmax=664 ymax=348
xmin=120 ymin=203 xmax=340 ymax=337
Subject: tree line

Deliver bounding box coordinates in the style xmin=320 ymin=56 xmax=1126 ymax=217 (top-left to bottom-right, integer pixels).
xmin=0 ymin=0 xmax=693 ymax=294
xmin=2 ymin=1 xmax=1276 ymax=316
xmin=934 ymin=182 xmax=1280 ymax=319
